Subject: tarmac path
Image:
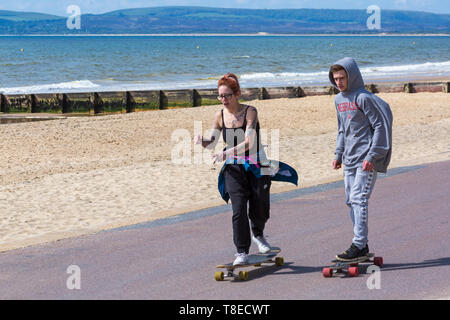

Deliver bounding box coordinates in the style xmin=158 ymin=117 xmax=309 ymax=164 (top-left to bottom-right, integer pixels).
xmin=0 ymin=160 xmax=449 ymax=300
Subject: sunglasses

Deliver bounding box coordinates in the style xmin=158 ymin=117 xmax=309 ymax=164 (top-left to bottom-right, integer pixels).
xmin=217 ymin=93 xmax=234 ymax=101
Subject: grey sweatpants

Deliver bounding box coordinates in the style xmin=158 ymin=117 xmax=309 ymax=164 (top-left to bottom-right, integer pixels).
xmin=344 ymin=166 xmax=378 ymax=249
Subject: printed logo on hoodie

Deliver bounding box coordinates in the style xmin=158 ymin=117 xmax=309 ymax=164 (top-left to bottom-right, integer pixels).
xmin=337 ymin=101 xmax=359 ymax=112
xmin=338 ymin=101 xmax=360 ymax=119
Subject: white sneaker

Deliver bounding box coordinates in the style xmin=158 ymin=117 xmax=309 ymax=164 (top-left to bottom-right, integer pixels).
xmin=252 ymin=235 xmax=271 ymax=254
xmin=233 ymin=253 xmax=249 ymax=266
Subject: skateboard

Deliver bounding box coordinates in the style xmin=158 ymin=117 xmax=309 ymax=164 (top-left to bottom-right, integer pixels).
xmin=215 ymin=247 xmax=284 ymax=281
xmin=322 ymin=253 xmax=383 ymax=278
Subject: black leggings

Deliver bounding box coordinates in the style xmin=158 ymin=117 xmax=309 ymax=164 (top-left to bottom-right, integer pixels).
xmin=224 ymin=164 xmax=271 ymax=254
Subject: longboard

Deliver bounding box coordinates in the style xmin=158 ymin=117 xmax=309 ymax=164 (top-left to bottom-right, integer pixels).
xmin=215 ymin=247 xmax=283 ymax=281
xmin=322 ymin=253 xmax=383 ymax=278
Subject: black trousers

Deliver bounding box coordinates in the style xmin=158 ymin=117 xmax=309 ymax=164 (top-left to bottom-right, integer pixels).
xmin=224 ymin=164 xmax=271 ymax=254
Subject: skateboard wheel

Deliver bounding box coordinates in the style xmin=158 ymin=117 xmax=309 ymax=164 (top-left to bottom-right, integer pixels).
xmin=374 ymin=256 xmax=383 ymax=267
xmin=348 ymin=267 xmax=359 ymax=277
xmin=322 ymin=267 xmax=333 ymax=278
xmin=214 ymin=271 xmax=224 ymax=281
xmin=238 ymin=271 xmax=248 ymax=281
xmin=275 ymin=257 xmax=284 ymax=266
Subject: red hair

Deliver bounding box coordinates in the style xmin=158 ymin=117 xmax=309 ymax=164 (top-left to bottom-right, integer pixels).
xmin=218 ymin=72 xmax=241 ymax=94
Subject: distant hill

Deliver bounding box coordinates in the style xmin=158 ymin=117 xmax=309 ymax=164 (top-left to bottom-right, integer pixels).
xmin=0 ymin=6 xmax=449 ymax=34
xmin=0 ymin=10 xmax=62 ymax=22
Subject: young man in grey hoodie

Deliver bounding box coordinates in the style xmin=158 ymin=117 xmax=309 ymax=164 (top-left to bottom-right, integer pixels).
xmin=329 ymin=57 xmax=393 ymax=261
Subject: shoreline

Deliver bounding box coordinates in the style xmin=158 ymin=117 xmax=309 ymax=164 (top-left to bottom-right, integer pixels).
xmin=1 ymin=33 xmax=449 ymax=37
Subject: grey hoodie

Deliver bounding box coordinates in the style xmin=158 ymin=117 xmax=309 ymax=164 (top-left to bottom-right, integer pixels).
xmin=329 ymin=57 xmax=393 ymax=173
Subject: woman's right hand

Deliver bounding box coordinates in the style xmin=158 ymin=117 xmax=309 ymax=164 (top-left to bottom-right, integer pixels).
xmin=194 ymin=135 xmax=203 ymax=145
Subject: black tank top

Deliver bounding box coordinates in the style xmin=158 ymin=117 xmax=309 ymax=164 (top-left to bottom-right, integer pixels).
xmin=221 ymin=105 xmax=261 ymax=160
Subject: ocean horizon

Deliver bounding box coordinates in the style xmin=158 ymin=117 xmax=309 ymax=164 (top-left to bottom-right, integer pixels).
xmin=0 ymin=35 xmax=449 ymax=95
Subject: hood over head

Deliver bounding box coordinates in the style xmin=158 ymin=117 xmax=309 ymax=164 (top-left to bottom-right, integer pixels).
xmin=329 ymin=57 xmax=365 ymax=93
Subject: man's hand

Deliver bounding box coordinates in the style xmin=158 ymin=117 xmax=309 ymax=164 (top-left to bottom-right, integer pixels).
xmin=362 ymin=160 xmax=374 ymax=171
xmin=332 ymin=160 xmax=342 ymax=170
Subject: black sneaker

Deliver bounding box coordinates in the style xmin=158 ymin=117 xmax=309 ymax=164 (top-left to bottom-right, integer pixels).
xmin=336 ymin=243 xmax=369 ymax=261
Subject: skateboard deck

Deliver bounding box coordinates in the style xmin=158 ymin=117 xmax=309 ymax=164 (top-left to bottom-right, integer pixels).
xmin=215 ymin=247 xmax=283 ymax=281
xmin=322 ymin=253 xmax=383 ymax=278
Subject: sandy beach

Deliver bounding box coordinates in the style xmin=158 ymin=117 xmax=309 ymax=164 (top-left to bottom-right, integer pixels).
xmin=0 ymin=92 xmax=449 ymax=252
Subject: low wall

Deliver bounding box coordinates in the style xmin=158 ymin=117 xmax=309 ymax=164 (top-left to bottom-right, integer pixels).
xmin=0 ymin=81 xmax=448 ymax=115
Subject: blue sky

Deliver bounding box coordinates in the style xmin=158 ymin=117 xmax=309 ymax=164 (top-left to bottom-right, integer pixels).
xmin=1 ymin=0 xmax=449 ymax=15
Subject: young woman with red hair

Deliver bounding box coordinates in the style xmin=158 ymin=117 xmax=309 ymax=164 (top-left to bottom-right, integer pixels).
xmin=194 ymin=72 xmax=272 ymax=265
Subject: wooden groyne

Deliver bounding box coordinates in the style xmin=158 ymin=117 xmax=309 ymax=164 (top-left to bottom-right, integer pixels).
xmin=0 ymin=81 xmax=448 ymax=115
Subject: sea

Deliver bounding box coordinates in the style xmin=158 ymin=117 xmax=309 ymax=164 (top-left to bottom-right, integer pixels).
xmin=0 ymin=35 xmax=449 ymax=94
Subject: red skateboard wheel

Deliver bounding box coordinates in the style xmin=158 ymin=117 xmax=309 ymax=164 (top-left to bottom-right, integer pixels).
xmin=348 ymin=267 xmax=359 ymax=277
xmin=373 ymin=256 xmax=383 ymax=267
xmin=322 ymin=267 xmax=333 ymax=278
